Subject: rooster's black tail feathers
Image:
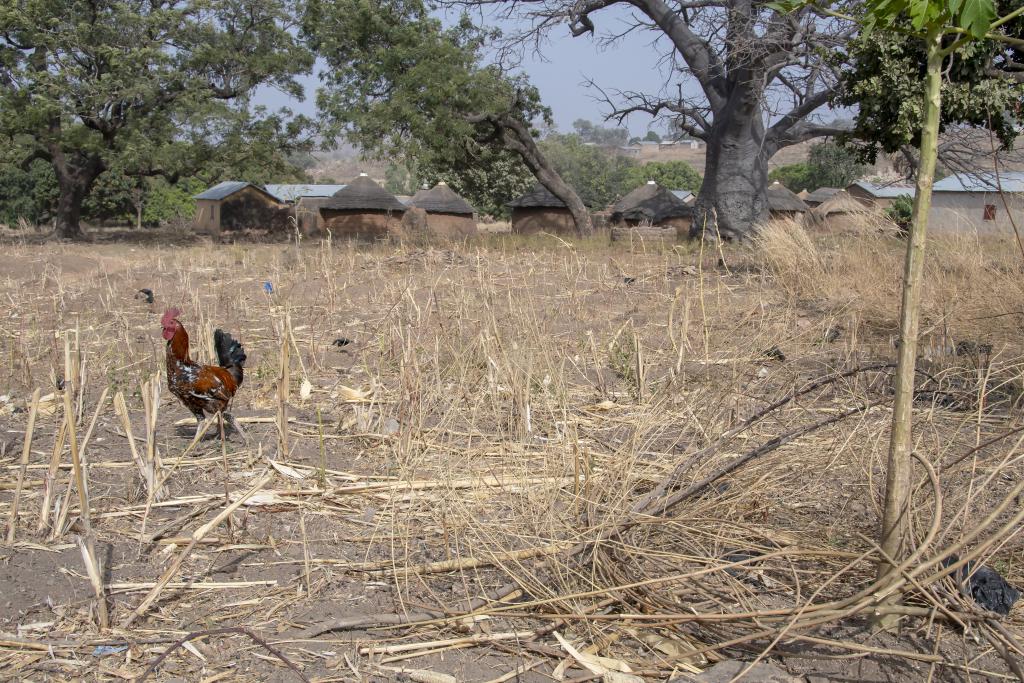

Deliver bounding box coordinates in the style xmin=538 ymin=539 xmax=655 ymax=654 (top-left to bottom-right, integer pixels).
xmin=214 ymin=329 xmax=246 ymax=386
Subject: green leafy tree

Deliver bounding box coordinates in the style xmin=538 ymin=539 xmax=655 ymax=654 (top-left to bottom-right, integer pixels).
xmin=626 ymin=160 xmax=703 ymax=194
xmin=839 ymin=27 xmax=1023 ymax=162
xmin=643 ymin=131 xmax=662 ymax=143
xmin=384 ymin=163 xmax=420 ymax=196
xmin=770 ymin=143 xmax=865 ymax=191
xmin=883 ymin=193 xmax=914 ymax=229
xmin=807 ymin=142 xmax=867 ymax=188
xmin=769 ymin=163 xmax=815 ymax=192
xmin=305 ymin=0 xmax=593 ymax=232
xmin=0 ymin=0 xmax=314 ymax=239
xmin=539 ymin=134 xmax=637 ymax=209
xmin=0 ymin=159 xmax=58 ymax=226
xmin=420 ymin=147 xmax=535 ymax=219
xmin=143 ymin=177 xmax=206 ymax=226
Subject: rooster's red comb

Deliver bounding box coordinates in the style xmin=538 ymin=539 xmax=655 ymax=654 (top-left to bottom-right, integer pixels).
xmin=161 ymin=308 xmax=181 ymax=327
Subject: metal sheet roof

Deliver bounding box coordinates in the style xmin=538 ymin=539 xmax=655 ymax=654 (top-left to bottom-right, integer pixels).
xmin=932 ymin=171 xmax=1024 ymax=193
xmin=194 ymin=181 xmax=252 ymax=200
xmin=264 ymin=184 xmax=347 ymax=202
xmin=849 ymin=180 xmax=916 ymax=199
xmin=670 ymin=190 xmax=694 ymax=202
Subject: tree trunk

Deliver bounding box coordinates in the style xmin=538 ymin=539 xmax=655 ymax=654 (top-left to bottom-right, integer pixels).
xmin=54 ymin=180 xmax=88 ymax=240
xmin=873 ymin=29 xmax=943 ymax=630
xmin=497 ymin=115 xmax=593 ymax=234
xmin=691 ymin=108 xmax=770 ymax=240
xmin=51 ymin=152 xmax=104 ymax=241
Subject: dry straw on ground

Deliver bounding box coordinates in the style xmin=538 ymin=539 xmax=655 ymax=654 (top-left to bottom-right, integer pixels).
xmin=0 ymin=225 xmax=1021 ymax=681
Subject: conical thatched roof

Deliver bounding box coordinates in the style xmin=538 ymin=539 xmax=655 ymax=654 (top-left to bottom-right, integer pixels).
xmin=767 ymin=182 xmax=808 ymax=212
xmin=612 ymin=181 xmax=693 ymax=223
xmin=797 ymin=189 xmax=810 ymax=200
xmin=508 ymin=184 xmax=568 ymax=209
xmin=410 ymin=182 xmax=475 ymax=215
xmin=322 ymin=174 xmax=407 ymax=212
xmin=813 ymin=189 xmax=874 ymax=217
xmin=805 ymin=186 xmax=841 ymax=206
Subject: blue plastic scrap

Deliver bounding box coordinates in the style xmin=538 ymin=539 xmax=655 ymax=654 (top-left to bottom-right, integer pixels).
xmin=92 ymin=645 xmax=128 ymax=657
xmin=263 ymin=281 xmax=274 ymax=294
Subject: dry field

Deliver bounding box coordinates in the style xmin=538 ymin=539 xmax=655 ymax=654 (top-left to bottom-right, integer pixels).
xmin=0 ymin=223 xmax=1022 ymax=682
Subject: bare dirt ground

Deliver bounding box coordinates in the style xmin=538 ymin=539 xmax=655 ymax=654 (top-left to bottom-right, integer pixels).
xmin=0 ymin=225 xmax=1022 ymax=681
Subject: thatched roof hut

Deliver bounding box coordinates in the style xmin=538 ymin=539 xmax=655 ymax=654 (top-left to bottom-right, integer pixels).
xmin=611 ymin=180 xmax=693 ymax=238
xmin=804 ymin=187 xmax=841 ymax=207
xmin=808 ymin=189 xmax=884 ymax=232
xmin=319 ymin=173 xmax=407 ymax=239
xmin=767 ymin=182 xmax=808 ymax=216
xmin=410 ymin=182 xmax=474 ymax=214
xmin=508 ymin=184 xmax=576 ymax=235
xmin=406 ymin=182 xmax=477 ymax=238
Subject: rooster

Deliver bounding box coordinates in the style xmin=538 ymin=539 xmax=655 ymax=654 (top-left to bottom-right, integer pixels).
xmin=161 ymin=308 xmax=247 ymax=440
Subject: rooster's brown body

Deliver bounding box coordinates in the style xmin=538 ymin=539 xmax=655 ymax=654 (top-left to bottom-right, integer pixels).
xmin=161 ymin=308 xmax=246 ymax=437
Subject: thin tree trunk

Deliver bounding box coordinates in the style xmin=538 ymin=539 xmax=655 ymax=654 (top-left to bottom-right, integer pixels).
xmin=134 ymin=184 xmax=144 ymax=230
xmin=874 ymin=28 xmax=943 ymax=629
xmin=476 ymin=112 xmax=593 ymax=234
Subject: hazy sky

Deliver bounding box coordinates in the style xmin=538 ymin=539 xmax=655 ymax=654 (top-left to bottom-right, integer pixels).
xmin=254 ymin=7 xmax=681 ymax=139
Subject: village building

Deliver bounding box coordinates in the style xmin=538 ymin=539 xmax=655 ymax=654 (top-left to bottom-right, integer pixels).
xmin=507 ymin=184 xmax=578 ymax=235
xmin=264 ymin=183 xmax=346 ymax=235
xmin=407 ymin=182 xmax=478 ymax=237
xmin=318 ymin=173 xmax=407 ymax=239
xmin=803 ymin=187 xmax=842 ymax=208
xmin=193 ymin=181 xmax=290 ymax=235
xmin=767 ymin=181 xmax=808 ymax=219
xmin=670 ymin=189 xmax=695 ymax=205
xmin=846 ymin=180 xmax=915 ymax=209
xmin=611 ymin=180 xmax=693 ymax=238
xmin=808 ymin=189 xmax=884 ymax=232
xmin=929 ymin=171 xmax=1024 ymax=234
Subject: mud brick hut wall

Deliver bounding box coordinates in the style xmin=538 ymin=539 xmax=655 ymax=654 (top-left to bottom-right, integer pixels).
xmin=295 ymin=196 xmax=334 ymax=235
xmin=508 ymin=185 xmax=578 ymax=235
xmin=407 ymin=183 xmax=478 ymax=238
xmin=194 ymin=182 xmax=291 ymax=235
xmin=320 ymin=208 xmax=405 ymax=238
xmin=319 ymin=174 xmax=407 ymax=240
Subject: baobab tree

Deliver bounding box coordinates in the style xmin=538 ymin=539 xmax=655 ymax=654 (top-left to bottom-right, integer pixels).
xmin=455 ymin=0 xmax=856 ymax=237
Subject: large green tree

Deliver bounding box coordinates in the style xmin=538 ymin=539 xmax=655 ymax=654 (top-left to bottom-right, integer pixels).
xmin=0 ymin=0 xmax=313 ymax=239
xmin=769 ymin=141 xmax=866 ymax=191
xmin=304 ymin=0 xmax=593 ymax=233
xmin=624 ymin=160 xmax=703 ymax=194
xmin=539 ymin=134 xmax=637 ymax=209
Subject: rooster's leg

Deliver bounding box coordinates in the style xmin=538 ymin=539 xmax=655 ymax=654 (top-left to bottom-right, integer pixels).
xmin=189 ymin=408 xmax=208 ymax=444
xmin=225 ymin=413 xmax=250 ymax=443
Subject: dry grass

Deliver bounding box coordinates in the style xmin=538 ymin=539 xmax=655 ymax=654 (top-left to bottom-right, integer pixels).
xmin=0 ymin=225 xmax=1021 ymax=681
